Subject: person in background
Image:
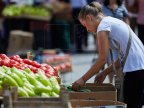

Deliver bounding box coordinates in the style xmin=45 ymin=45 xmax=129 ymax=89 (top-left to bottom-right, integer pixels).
xmin=72 ymin=2 xmax=144 ymax=108
xmin=70 ymin=0 xmax=88 ymax=53
xmin=137 ymin=0 xmax=144 ymax=44
xmin=102 ymin=0 xmax=129 ymax=84
xmin=125 ymin=0 xmax=138 ymax=33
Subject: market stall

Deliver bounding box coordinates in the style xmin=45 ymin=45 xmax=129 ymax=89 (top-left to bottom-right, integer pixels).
xmin=0 ymin=1 xmax=127 ymax=108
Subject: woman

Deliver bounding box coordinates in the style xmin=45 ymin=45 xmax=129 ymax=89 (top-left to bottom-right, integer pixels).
xmin=102 ymin=0 xmax=129 ymax=84
xmin=72 ymin=2 xmax=144 ymax=108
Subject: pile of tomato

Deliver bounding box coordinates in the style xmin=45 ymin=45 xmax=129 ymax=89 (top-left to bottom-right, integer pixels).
xmin=0 ymin=54 xmax=58 ymax=77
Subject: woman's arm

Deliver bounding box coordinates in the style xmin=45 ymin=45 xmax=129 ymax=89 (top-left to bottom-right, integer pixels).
xmin=103 ymin=58 xmax=121 ymax=75
xmin=82 ymin=31 xmax=110 ymax=82
xmin=94 ymin=58 xmax=121 ymax=84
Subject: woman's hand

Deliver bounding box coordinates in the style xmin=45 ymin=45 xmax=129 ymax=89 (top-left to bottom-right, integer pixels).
xmin=94 ymin=71 xmax=107 ymax=84
xmin=72 ymin=77 xmax=85 ymax=91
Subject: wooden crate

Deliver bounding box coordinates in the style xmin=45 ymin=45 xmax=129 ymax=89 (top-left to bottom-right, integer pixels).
xmin=62 ymin=83 xmax=117 ymax=101
xmin=2 ymin=87 xmax=67 ymax=108
xmin=68 ymin=100 xmax=127 ymax=108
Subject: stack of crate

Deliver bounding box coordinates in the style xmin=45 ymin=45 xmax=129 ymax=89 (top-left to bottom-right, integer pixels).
xmin=7 ymin=30 xmax=33 ymax=55
xmin=61 ymin=83 xmax=127 ymax=108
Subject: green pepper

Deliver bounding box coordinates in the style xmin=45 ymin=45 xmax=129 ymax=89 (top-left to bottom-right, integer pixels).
xmin=41 ymin=92 xmax=50 ymax=97
xmin=23 ymin=81 xmax=35 ymax=92
xmin=11 ymin=67 xmax=25 ymax=78
xmin=2 ymin=66 xmax=10 ymax=72
xmin=10 ymin=73 xmax=24 ymax=87
xmin=3 ymin=74 xmax=19 ymax=87
xmin=37 ymin=76 xmax=52 ymax=87
xmin=24 ymin=72 xmax=37 ymax=86
xmin=0 ymin=67 xmax=6 ymax=73
xmin=23 ymin=86 xmax=36 ymax=97
xmin=49 ymin=77 xmax=60 ymax=94
xmin=35 ymin=85 xmax=52 ymax=94
xmin=18 ymin=87 xmax=29 ymax=97
xmin=51 ymin=91 xmax=59 ymax=97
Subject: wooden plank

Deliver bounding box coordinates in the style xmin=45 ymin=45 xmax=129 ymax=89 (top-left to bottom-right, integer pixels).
xmin=68 ymin=100 xmax=127 ymax=108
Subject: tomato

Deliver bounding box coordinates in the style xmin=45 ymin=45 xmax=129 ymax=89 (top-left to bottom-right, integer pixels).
xmin=1 ymin=59 xmax=10 ymax=66
xmin=10 ymin=55 xmax=23 ymax=63
xmin=23 ymin=59 xmax=33 ymax=65
xmin=60 ymin=64 xmax=66 ymax=69
xmin=55 ymin=66 xmax=62 ymax=71
xmin=15 ymin=58 xmax=23 ymax=63
xmin=45 ymin=73 xmax=51 ymax=78
xmin=45 ymin=65 xmax=52 ymax=69
xmin=0 ymin=54 xmax=8 ymax=60
xmin=10 ymin=59 xmax=19 ymax=64
xmin=18 ymin=66 xmax=25 ymax=70
xmin=32 ymin=61 xmax=41 ymax=68
xmin=31 ymin=67 xmax=37 ymax=73
xmin=40 ymin=66 xmax=47 ymax=71
xmin=53 ymin=66 xmax=59 ymax=71
xmin=10 ymin=55 xmax=20 ymax=59
xmin=65 ymin=62 xmax=71 ymax=68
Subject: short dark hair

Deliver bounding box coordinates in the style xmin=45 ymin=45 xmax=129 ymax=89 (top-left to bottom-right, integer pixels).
xmin=103 ymin=0 xmax=123 ymax=6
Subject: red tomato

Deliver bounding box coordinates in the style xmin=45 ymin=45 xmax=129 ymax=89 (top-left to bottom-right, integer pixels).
xmin=60 ymin=64 xmax=66 ymax=69
xmin=41 ymin=63 xmax=47 ymax=67
xmin=8 ymin=60 xmax=20 ymax=68
xmin=1 ymin=59 xmax=10 ymax=66
xmin=30 ymin=67 xmax=37 ymax=73
xmin=32 ymin=61 xmax=41 ymax=68
xmin=0 ymin=54 xmax=8 ymax=60
xmin=23 ymin=59 xmax=33 ymax=65
xmin=10 ymin=55 xmax=20 ymax=59
xmin=53 ymin=66 xmax=58 ymax=71
xmin=10 ymin=59 xmax=19 ymax=64
xmin=55 ymin=66 xmax=62 ymax=71
xmin=65 ymin=62 xmax=71 ymax=68
xmin=10 ymin=55 xmax=23 ymax=63
xmin=45 ymin=65 xmax=52 ymax=69
xmin=39 ymin=66 xmax=47 ymax=71
xmin=16 ymin=58 xmax=23 ymax=63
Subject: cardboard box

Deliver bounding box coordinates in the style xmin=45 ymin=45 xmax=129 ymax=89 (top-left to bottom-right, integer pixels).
xmin=7 ymin=30 xmax=33 ymax=54
xmin=63 ymin=83 xmax=117 ymax=101
xmin=68 ymin=100 xmax=126 ymax=108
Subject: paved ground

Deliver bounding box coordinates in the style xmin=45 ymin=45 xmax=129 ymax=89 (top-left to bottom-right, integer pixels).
xmin=60 ymin=53 xmax=107 ymax=84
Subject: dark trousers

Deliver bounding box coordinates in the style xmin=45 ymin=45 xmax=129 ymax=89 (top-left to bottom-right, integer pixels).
xmin=124 ymin=70 xmax=144 ymax=108
xmin=72 ymin=8 xmax=88 ymax=52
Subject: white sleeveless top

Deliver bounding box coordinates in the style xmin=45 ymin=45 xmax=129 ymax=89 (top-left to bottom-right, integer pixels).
xmin=97 ymin=16 xmax=144 ymax=73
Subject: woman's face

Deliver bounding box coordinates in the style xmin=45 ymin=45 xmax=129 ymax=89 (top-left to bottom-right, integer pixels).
xmin=80 ymin=15 xmax=98 ymax=34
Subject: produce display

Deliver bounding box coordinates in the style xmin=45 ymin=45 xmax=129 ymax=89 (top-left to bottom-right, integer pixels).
xmin=43 ymin=54 xmax=71 ymax=65
xmin=43 ymin=54 xmax=72 ymax=73
xmin=0 ymin=54 xmax=60 ymax=97
xmin=0 ymin=54 xmax=58 ymax=77
xmin=2 ymin=4 xmax=51 ymax=17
